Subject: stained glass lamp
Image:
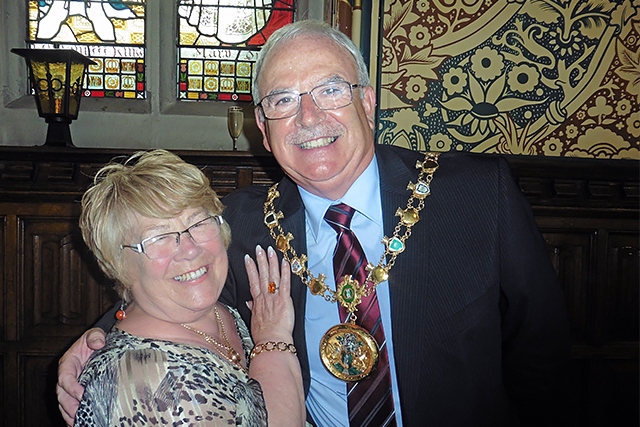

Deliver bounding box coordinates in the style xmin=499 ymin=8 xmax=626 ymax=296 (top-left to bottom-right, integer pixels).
xmin=11 ymin=48 xmax=96 ymax=147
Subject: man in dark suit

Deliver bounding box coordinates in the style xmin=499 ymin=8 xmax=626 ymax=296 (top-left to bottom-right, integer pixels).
xmin=222 ymin=146 xmax=569 ymax=427
xmin=57 ymin=20 xmax=569 ymax=426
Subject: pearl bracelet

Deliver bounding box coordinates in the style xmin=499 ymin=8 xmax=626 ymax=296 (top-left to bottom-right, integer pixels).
xmin=250 ymin=341 xmax=297 ymax=360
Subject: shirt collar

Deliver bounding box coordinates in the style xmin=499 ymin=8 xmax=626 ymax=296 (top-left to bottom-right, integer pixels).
xmin=299 ymin=154 xmax=381 ymax=239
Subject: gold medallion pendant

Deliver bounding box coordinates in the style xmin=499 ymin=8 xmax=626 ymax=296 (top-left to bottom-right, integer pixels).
xmin=319 ymin=323 xmax=379 ymax=382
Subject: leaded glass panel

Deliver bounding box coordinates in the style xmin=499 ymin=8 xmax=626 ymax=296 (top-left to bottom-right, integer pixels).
xmin=177 ymin=0 xmax=295 ymax=102
xmin=27 ymin=0 xmax=146 ymax=99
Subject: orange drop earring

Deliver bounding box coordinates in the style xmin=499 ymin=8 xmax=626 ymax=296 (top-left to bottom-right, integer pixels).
xmin=115 ymin=302 xmax=127 ymax=321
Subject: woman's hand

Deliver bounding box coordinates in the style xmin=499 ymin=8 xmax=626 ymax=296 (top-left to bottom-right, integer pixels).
xmin=244 ymin=245 xmax=305 ymax=426
xmin=244 ymin=245 xmax=294 ymax=344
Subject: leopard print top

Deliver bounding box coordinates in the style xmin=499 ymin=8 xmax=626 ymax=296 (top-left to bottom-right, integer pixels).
xmin=74 ymin=306 xmax=267 ymax=426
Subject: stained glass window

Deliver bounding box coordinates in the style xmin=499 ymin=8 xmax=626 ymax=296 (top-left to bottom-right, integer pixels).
xmin=27 ymin=0 xmax=146 ymax=99
xmin=177 ymin=0 xmax=295 ymax=102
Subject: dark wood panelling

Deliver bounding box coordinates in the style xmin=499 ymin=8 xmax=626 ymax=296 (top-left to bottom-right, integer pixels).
xmin=0 ymin=146 xmax=637 ymax=427
xmin=20 ymin=354 xmax=62 ymax=427
xmin=0 ymin=353 xmax=4 ymax=427
xmin=543 ymin=230 xmax=593 ymax=345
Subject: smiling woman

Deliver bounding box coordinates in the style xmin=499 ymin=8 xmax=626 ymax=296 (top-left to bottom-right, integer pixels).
xmin=73 ymin=149 xmax=304 ymax=427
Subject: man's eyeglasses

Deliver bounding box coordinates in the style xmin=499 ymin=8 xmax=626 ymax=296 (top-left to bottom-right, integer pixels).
xmin=258 ymin=81 xmax=360 ymax=120
xmin=121 ymin=215 xmax=224 ymax=260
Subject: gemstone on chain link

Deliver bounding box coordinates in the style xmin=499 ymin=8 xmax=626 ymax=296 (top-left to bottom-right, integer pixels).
xmin=309 ymin=277 xmax=326 ymax=295
xmin=341 ymin=282 xmax=356 ymax=304
xmin=416 ymin=158 xmax=439 ymax=174
xmin=264 ymin=211 xmax=282 ymax=228
xmin=290 ymin=257 xmax=303 ymax=274
xmin=424 ymin=158 xmax=439 ymax=173
xmin=275 ymin=233 xmax=293 ymax=251
xmin=415 ymin=181 xmax=430 ymax=196
xmin=386 ymin=237 xmax=405 ymax=253
xmin=407 ymin=180 xmax=431 ymax=199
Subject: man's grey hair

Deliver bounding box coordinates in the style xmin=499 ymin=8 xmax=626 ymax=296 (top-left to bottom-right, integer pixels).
xmin=252 ymin=20 xmax=370 ymax=104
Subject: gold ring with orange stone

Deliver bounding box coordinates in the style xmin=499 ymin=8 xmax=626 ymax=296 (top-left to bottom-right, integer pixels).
xmin=268 ymin=281 xmax=278 ymax=294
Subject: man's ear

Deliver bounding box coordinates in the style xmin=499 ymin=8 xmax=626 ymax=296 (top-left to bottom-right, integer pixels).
xmin=254 ymin=107 xmax=272 ymax=152
xmin=361 ymin=85 xmax=377 ymax=131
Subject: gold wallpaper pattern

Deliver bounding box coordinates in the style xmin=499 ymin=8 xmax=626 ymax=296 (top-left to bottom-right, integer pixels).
xmin=377 ymin=0 xmax=640 ymax=159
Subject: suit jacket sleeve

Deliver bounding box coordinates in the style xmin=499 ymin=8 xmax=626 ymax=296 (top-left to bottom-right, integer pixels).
xmin=377 ymin=146 xmax=570 ymax=426
xmin=496 ymin=156 xmax=571 ymax=426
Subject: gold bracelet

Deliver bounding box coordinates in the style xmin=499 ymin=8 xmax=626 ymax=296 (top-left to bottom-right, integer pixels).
xmin=250 ymin=341 xmax=297 ymax=360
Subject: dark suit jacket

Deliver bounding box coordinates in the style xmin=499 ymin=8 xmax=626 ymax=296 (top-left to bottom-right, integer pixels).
xmin=221 ymin=145 xmax=570 ymax=427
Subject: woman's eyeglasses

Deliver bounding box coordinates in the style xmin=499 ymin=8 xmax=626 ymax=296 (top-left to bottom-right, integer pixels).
xmin=121 ymin=215 xmax=223 ymax=260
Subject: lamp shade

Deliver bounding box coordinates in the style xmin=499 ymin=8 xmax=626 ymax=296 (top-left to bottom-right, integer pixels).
xmin=11 ymin=48 xmax=95 ymax=146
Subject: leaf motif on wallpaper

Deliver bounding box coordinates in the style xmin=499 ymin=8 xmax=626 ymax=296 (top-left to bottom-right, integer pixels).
xmin=440 ymin=56 xmax=547 ymax=147
xmin=555 ymin=43 xmax=597 ymax=91
xmin=610 ymin=0 xmax=637 ymax=34
xmin=615 ymin=39 xmax=640 ymax=102
xmin=380 ymin=6 xmax=446 ymax=109
xmin=523 ymin=0 xmax=614 ymax=38
xmin=494 ymin=114 xmax=547 ymax=155
xmin=384 ymin=0 xmax=418 ymax=40
xmin=398 ymin=45 xmax=445 ymax=81
xmin=380 ymin=38 xmax=412 ymax=109
xmin=585 ymin=95 xmax=617 ymax=126
xmin=379 ymin=108 xmax=429 ymax=151
xmin=492 ymin=18 xmax=555 ymax=76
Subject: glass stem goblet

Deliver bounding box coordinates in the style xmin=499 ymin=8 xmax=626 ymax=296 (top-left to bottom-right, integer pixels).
xmin=227 ymin=106 xmax=244 ymax=151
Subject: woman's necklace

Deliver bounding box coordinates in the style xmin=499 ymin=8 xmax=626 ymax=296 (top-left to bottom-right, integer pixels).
xmin=262 ymin=152 xmax=439 ymax=381
xmin=181 ymin=305 xmax=247 ymax=372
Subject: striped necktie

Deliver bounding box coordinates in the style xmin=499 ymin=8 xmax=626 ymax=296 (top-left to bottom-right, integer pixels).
xmin=324 ymin=203 xmax=397 ymax=427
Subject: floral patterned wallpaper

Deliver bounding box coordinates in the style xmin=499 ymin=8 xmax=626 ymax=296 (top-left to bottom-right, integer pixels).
xmin=377 ymin=0 xmax=640 ymax=159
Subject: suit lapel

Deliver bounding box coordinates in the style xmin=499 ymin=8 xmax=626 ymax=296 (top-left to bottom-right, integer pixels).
xmin=376 ymin=146 xmax=432 ymax=409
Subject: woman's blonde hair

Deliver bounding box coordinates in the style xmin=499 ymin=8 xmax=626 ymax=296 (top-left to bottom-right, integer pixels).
xmin=79 ymin=149 xmax=231 ymax=301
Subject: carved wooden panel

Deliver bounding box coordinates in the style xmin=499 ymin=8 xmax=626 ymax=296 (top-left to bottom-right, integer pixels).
xmin=16 ymin=207 xmax=116 ymax=340
xmin=20 ymin=354 xmax=65 ymax=427
xmin=541 ymin=229 xmax=593 ymax=345
xmin=2 ymin=211 xmax=19 ymax=342
xmin=1 ymin=215 xmax=5 ymax=342
xmin=0 ymin=353 xmax=4 ymax=427
xmin=538 ymin=217 xmax=639 ymax=426
xmin=604 ymin=232 xmax=639 ymax=344
xmin=585 ymin=358 xmax=639 ymax=426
